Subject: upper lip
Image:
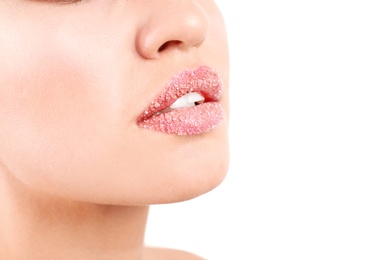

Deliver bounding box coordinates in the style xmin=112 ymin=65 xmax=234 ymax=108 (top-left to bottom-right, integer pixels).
xmin=137 ymin=65 xmax=222 ymax=122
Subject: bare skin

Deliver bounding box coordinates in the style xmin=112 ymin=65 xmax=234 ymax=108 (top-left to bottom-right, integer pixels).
xmin=144 ymin=248 xmax=204 ymax=260
xmin=0 ymin=0 xmax=229 ymax=258
xmin=0 ymin=167 xmax=204 ymax=259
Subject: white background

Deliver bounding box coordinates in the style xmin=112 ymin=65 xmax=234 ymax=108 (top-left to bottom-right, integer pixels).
xmin=146 ymin=1 xmax=390 ymax=259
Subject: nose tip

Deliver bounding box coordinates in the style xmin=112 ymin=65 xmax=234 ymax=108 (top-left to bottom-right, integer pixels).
xmin=136 ymin=1 xmax=209 ymax=59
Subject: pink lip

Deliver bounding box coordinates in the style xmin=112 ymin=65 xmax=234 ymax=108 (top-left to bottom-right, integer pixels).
xmin=137 ymin=66 xmax=224 ymax=135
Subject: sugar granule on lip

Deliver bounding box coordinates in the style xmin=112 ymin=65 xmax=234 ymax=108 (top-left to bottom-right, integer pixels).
xmin=137 ymin=66 xmax=224 ymax=135
xmin=140 ymin=103 xmax=223 ymax=135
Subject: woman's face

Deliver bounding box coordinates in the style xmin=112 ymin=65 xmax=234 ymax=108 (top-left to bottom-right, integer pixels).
xmin=0 ymin=0 xmax=229 ymax=205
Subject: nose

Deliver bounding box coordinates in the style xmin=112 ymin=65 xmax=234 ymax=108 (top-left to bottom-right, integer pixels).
xmin=135 ymin=0 xmax=209 ymax=59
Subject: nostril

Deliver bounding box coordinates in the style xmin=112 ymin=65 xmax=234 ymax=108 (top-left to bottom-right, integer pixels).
xmin=157 ymin=42 xmax=168 ymax=52
xmin=157 ymin=40 xmax=182 ymax=52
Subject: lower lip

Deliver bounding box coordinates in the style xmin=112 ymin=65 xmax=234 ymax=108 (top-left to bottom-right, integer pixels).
xmin=138 ymin=102 xmax=223 ymax=135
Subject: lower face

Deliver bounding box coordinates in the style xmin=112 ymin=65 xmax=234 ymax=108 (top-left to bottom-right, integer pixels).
xmin=0 ymin=0 xmax=229 ymax=205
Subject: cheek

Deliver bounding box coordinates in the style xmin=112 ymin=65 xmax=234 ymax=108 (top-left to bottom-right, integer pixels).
xmin=0 ymin=33 xmax=124 ymax=188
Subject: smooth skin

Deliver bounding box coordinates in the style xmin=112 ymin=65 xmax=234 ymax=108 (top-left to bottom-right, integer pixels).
xmin=0 ymin=0 xmax=229 ymax=259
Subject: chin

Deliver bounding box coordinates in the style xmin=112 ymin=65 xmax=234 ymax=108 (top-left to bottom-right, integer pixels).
xmin=143 ymin=124 xmax=230 ymax=205
xmin=159 ymin=147 xmax=229 ymax=204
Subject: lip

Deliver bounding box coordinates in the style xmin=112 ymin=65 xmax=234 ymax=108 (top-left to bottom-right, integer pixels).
xmin=137 ymin=66 xmax=224 ymax=135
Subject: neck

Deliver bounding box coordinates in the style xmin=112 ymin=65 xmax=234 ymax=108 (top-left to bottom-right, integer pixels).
xmin=0 ymin=170 xmax=149 ymax=259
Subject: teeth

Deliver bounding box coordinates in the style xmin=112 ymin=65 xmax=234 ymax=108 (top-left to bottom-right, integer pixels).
xmin=169 ymin=92 xmax=205 ymax=109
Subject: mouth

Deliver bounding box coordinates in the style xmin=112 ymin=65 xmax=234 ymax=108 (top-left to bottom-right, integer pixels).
xmin=137 ymin=66 xmax=224 ymax=135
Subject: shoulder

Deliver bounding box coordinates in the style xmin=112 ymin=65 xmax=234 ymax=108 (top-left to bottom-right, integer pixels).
xmin=144 ymin=246 xmax=205 ymax=260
